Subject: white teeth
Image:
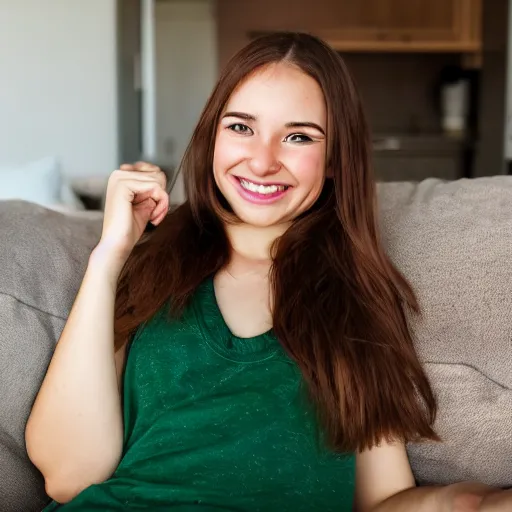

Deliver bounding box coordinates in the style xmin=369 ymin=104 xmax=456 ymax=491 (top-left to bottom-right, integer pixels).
xmin=240 ymin=179 xmax=285 ymax=195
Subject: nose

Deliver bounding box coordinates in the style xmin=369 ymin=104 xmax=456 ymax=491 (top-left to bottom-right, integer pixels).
xmin=247 ymin=139 xmax=281 ymax=177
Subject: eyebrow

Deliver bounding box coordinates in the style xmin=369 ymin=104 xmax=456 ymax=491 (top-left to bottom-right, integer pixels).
xmin=222 ymin=111 xmax=325 ymax=136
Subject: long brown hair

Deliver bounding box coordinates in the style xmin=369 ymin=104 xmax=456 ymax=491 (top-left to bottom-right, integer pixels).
xmin=115 ymin=32 xmax=438 ymax=452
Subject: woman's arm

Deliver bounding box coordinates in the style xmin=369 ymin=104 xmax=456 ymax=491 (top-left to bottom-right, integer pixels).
xmin=354 ymin=440 xmax=503 ymax=512
xmin=25 ymin=254 xmax=127 ymax=503
xmin=25 ymin=162 xmax=169 ymax=504
xmin=479 ymin=488 xmax=512 ymax=511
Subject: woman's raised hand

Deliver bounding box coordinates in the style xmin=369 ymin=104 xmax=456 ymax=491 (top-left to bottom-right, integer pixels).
xmin=97 ymin=161 xmax=169 ymax=266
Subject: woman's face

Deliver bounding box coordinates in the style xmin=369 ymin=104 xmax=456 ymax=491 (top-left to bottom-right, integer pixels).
xmin=213 ymin=62 xmax=327 ymax=228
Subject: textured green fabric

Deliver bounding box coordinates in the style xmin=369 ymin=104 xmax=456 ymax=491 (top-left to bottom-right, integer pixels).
xmin=44 ymin=277 xmax=355 ymax=511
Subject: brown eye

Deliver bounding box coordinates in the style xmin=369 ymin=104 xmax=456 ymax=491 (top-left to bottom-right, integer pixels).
xmin=285 ymin=133 xmax=313 ymax=143
xmin=228 ymin=123 xmax=252 ymax=135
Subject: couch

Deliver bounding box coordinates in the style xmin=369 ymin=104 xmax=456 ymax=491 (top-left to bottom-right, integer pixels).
xmin=1 ymin=176 xmax=511 ymax=511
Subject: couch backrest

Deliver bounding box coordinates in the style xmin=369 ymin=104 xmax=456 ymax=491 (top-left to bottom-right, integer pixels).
xmin=378 ymin=177 xmax=512 ymax=487
xmin=0 ymin=201 xmax=102 ymax=511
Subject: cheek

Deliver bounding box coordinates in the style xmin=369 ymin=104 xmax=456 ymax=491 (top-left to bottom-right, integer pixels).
xmin=213 ymin=133 xmax=247 ymax=172
xmin=286 ymin=148 xmax=325 ymax=189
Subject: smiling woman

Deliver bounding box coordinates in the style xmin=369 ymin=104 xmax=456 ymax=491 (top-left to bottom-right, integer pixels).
xmin=26 ymin=32 xmax=507 ymax=512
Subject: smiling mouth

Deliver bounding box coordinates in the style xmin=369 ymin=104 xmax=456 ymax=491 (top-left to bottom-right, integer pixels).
xmin=236 ymin=177 xmax=290 ymax=196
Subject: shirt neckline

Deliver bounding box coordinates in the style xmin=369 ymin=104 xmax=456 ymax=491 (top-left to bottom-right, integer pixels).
xmin=194 ymin=276 xmax=280 ymax=363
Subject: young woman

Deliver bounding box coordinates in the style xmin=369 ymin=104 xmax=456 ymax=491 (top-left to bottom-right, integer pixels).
xmin=26 ymin=33 xmax=508 ymax=511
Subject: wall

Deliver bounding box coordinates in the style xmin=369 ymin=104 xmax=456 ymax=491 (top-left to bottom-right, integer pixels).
xmin=155 ymin=0 xmax=217 ymax=203
xmin=342 ymin=53 xmax=460 ymax=135
xmin=0 ymin=0 xmax=119 ymax=178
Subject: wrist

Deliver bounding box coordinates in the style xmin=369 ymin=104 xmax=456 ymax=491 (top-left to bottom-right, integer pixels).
xmin=88 ymin=243 xmax=128 ymax=287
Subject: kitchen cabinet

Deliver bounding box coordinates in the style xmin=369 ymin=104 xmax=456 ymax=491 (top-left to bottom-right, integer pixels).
xmin=320 ymin=0 xmax=482 ymax=53
xmin=373 ymin=155 xmax=461 ymax=182
xmin=372 ymin=135 xmax=463 ymax=182
xmin=217 ymin=0 xmax=482 ymax=69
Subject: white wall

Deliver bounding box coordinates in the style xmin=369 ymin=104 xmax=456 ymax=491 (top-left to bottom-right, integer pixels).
xmin=0 ymin=0 xmax=119 ymax=178
xmin=154 ymin=0 xmax=217 ymax=203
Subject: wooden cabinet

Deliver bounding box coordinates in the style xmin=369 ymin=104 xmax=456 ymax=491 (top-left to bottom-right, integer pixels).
xmin=372 ymin=136 xmax=463 ymax=182
xmin=217 ymin=0 xmax=482 ymax=68
xmin=319 ymin=0 xmax=482 ymax=53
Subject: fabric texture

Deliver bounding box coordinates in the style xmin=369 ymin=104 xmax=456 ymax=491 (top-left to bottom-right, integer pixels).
xmin=377 ymin=177 xmax=512 ymax=487
xmin=1 ymin=175 xmax=512 ymax=510
xmin=45 ymin=278 xmax=355 ymax=511
xmin=0 ymin=200 xmax=102 ymax=512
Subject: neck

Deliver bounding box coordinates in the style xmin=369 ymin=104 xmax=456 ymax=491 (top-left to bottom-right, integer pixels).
xmin=225 ymin=222 xmax=289 ymax=263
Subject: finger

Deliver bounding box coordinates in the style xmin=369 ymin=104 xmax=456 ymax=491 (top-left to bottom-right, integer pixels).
xmin=115 ymin=171 xmax=167 ymax=190
xmin=119 ymin=161 xmax=159 ymax=171
xmin=119 ymin=163 xmax=135 ymax=171
xmin=149 ymin=188 xmax=169 ymax=220
xmin=117 ymin=180 xmax=165 ymax=206
xmin=151 ymin=211 xmax=167 ymax=226
xmin=132 ymin=189 xmax=155 ymax=206
xmin=133 ymin=161 xmax=161 ymax=173
xmin=150 ymin=201 xmax=169 ymax=225
xmin=134 ymin=191 xmax=167 ymax=224
xmin=131 ymin=182 xmax=168 ymax=211
xmin=133 ymin=197 xmax=157 ymax=214
xmin=151 ymin=203 xmax=169 ymax=225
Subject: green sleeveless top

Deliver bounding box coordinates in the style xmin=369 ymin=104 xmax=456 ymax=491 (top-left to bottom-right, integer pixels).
xmin=44 ymin=277 xmax=355 ymax=511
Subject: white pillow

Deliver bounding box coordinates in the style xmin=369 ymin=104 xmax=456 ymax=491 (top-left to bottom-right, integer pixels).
xmin=0 ymin=157 xmax=62 ymax=207
xmin=60 ymin=180 xmax=85 ymax=211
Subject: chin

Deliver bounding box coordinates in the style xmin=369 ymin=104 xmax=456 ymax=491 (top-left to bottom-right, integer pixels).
xmin=235 ymin=213 xmax=282 ymax=228
xmin=229 ymin=205 xmax=288 ymax=228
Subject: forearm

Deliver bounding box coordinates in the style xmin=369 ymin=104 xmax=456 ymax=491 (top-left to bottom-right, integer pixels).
xmin=372 ymin=483 xmax=500 ymax=512
xmin=26 ymin=249 xmax=124 ymax=495
xmin=480 ymin=488 xmax=512 ymax=511
xmin=371 ymin=486 xmax=445 ymax=512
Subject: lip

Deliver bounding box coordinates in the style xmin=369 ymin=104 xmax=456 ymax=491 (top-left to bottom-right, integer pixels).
xmin=230 ymin=175 xmax=290 ymax=205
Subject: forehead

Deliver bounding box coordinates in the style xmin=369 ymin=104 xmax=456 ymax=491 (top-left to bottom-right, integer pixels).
xmin=225 ymin=63 xmax=326 ymax=122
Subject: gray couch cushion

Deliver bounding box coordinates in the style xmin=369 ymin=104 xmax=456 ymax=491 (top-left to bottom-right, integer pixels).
xmin=0 ymin=200 xmax=102 ymax=511
xmin=378 ymin=177 xmax=512 ymax=488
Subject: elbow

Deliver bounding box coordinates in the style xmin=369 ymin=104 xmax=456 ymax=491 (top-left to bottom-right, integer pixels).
xmin=26 ymin=425 xmax=121 ymax=503
xmin=44 ymin=466 xmax=114 ymax=504
xmin=26 ymin=424 xmax=122 ymax=503
xmin=36 ymin=460 xmax=118 ymax=504
xmin=32 ymin=461 xmax=119 ymax=504
xmin=45 ymin=478 xmax=83 ymax=504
